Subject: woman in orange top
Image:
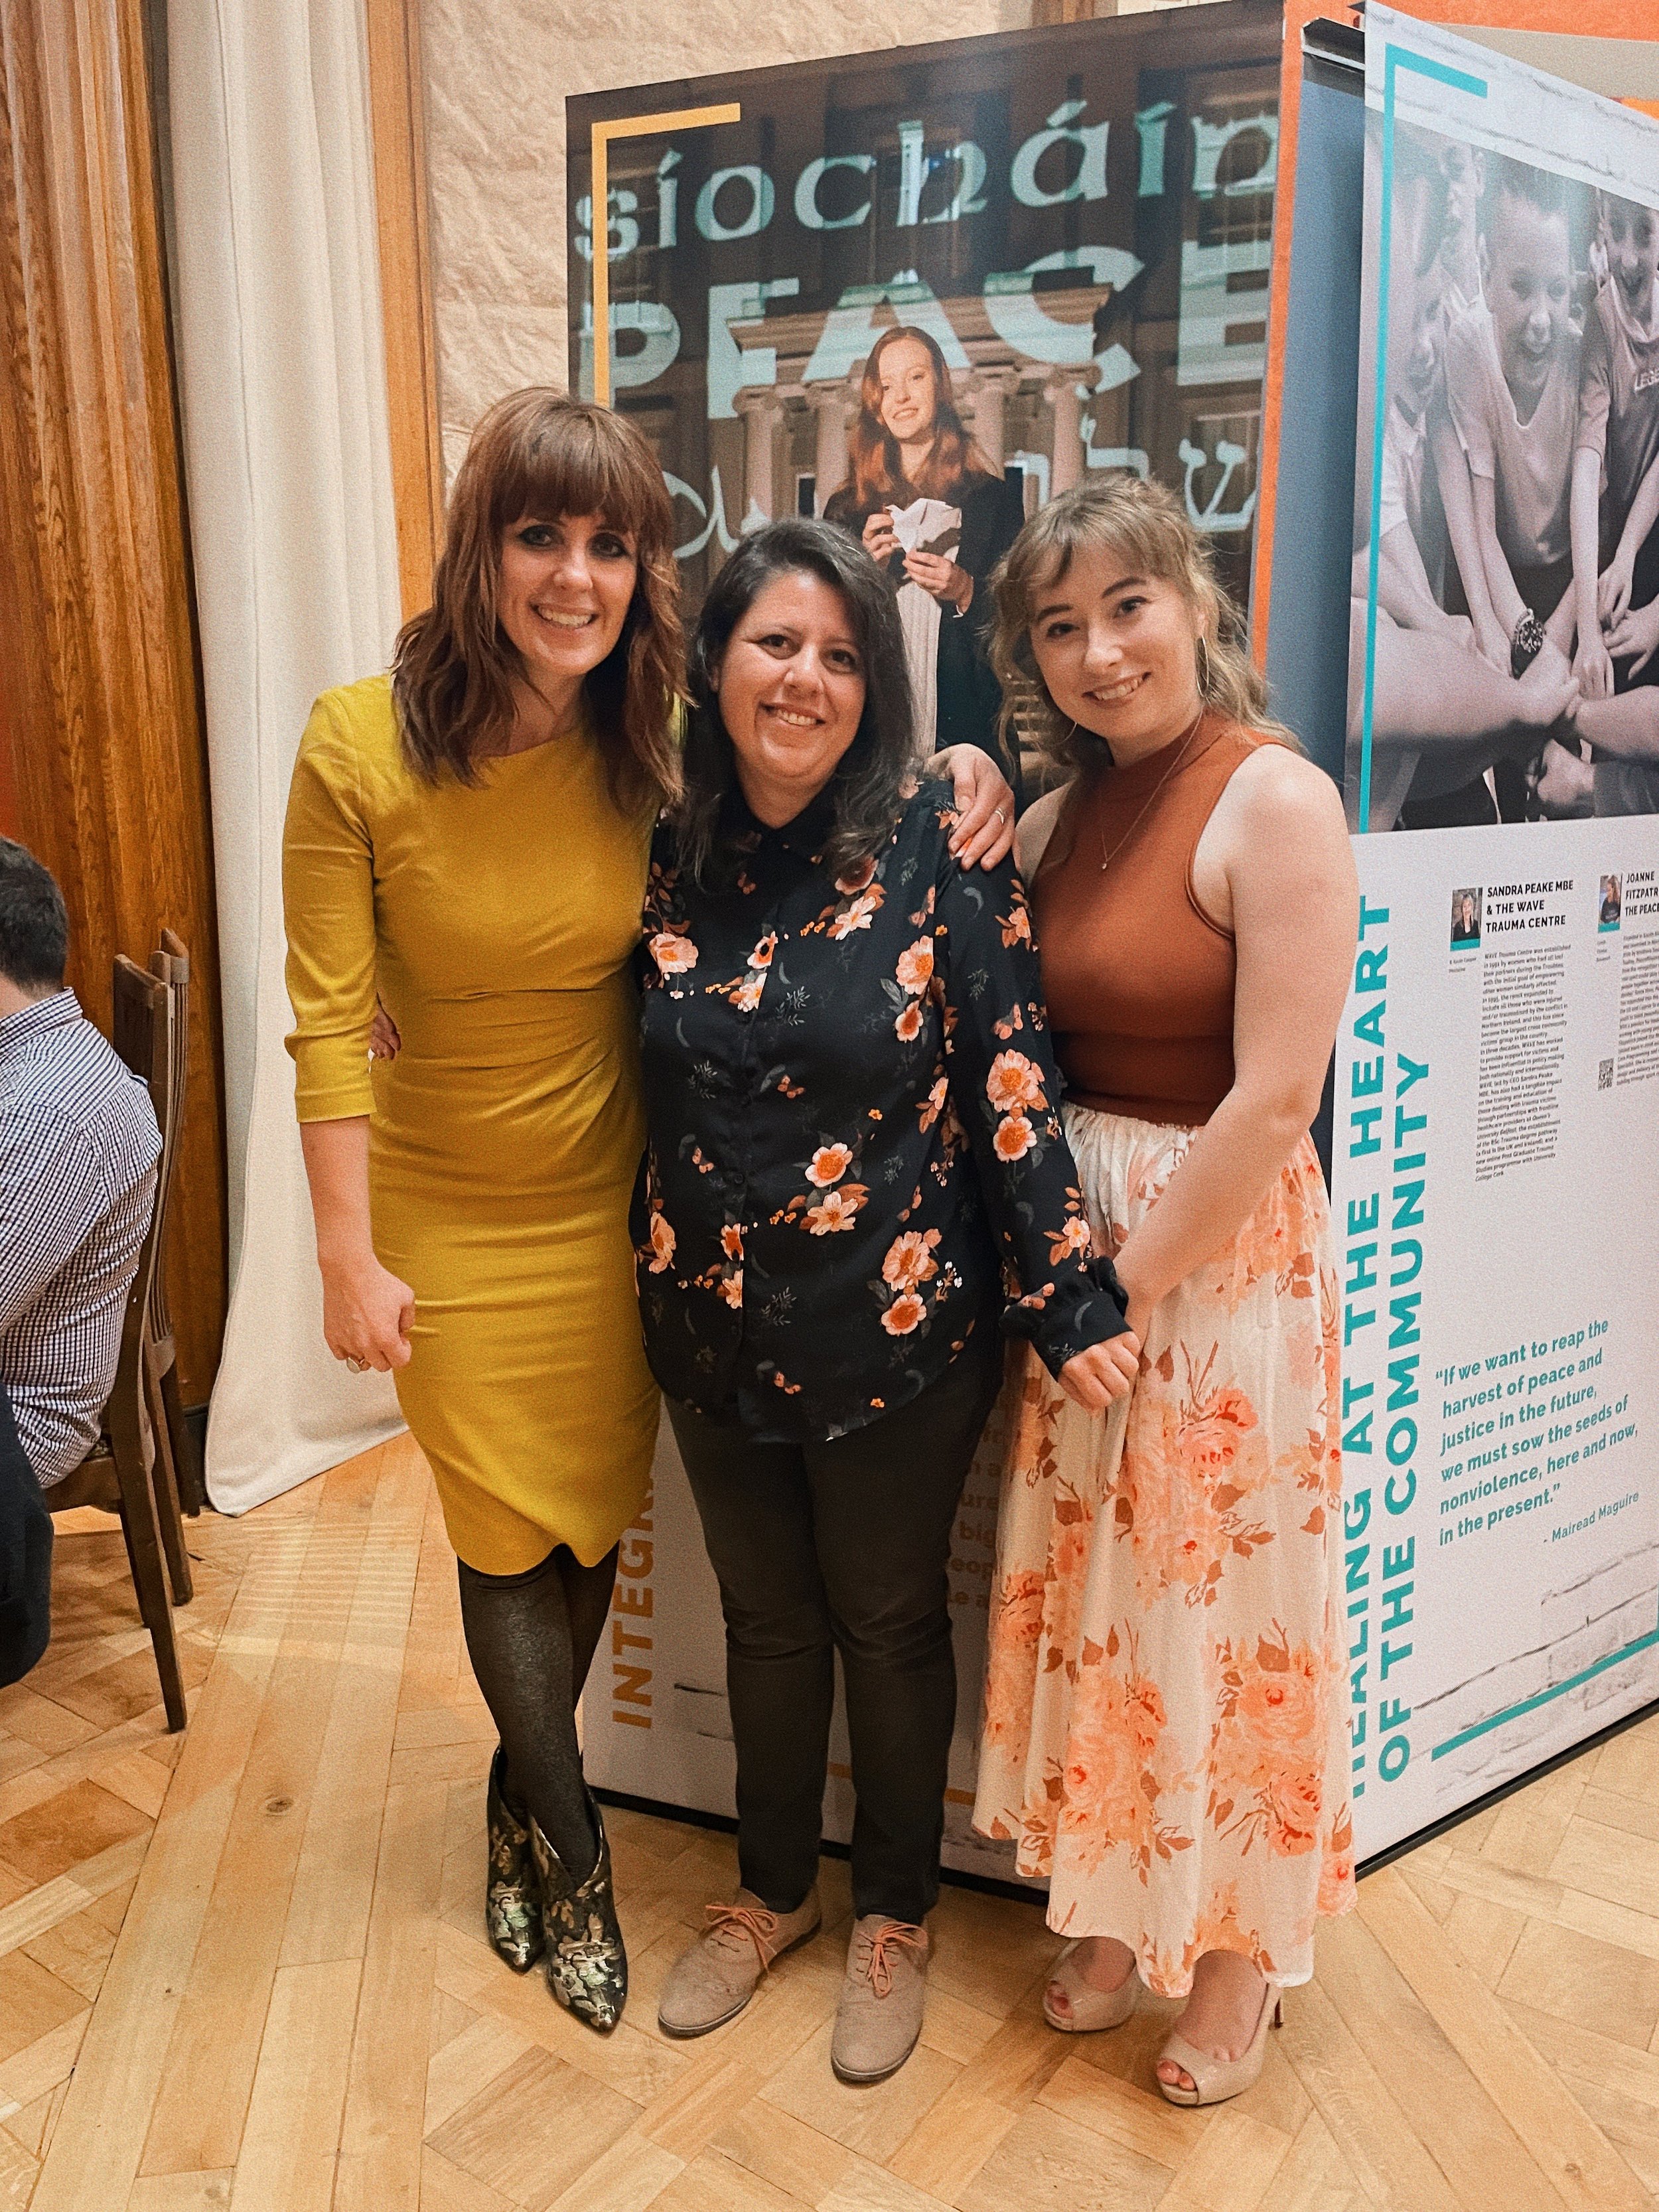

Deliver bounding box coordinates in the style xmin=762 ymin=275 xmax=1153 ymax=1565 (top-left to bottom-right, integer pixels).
xmin=972 ymin=479 xmax=1359 ymax=2106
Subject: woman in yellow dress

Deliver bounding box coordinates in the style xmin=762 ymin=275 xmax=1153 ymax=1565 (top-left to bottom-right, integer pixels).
xmin=285 ymin=388 xmax=1019 ymax=2036
xmin=282 ymin=391 xmax=682 ymax=2032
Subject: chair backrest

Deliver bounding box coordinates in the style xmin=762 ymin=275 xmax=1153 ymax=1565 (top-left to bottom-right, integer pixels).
xmin=105 ymin=958 xmax=177 ymax=1471
xmin=144 ymin=930 xmax=190 ymax=1349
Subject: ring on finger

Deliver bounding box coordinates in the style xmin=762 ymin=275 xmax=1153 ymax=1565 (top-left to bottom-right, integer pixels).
xmin=994 ymin=808 xmax=1006 ymax=824
xmin=344 ymin=1355 xmax=366 ymax=1374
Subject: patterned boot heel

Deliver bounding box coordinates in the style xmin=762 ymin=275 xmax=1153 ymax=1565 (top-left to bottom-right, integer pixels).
xmin=529 ymin=1793 xmax=628 ymax=2033
xmin=484 ymin=1749 xmax=545 ymax=1973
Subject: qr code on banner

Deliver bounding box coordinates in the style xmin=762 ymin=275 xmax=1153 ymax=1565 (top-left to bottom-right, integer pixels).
xmin=1600 ymin=1058 xmax=1615 ymax=1091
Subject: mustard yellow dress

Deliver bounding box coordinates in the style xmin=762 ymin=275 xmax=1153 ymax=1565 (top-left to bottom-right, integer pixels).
xmin=282 ymin=674 xmax=658 ymax=1572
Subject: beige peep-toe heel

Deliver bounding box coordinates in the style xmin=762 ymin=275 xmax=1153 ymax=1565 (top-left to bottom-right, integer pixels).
xmin=1156 ymin=1982 xmax=1281 ymax=2106
xmin=1042 ymin=1940 xmax=1139 ymax=2034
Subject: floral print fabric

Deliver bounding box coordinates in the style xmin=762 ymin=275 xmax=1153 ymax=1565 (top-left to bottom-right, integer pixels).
xmin=632 ymin=781 xmax=1128 ymax=1441
xmin=974 ymin=1104 xmax=1356 ymax=1996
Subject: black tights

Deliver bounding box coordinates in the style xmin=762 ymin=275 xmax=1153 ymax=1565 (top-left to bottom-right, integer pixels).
xmin=457 ymin=1542 xmax=618 ymax=1882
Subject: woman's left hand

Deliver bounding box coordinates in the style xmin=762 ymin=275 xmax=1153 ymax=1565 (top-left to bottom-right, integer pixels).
xmin=904 ymin=549 xmax=972 ymax=613
xmin=368 ymin=997 xmax=402 ymax=1062
xmin=935 ymin=746 xmax=1015 ymax=868
xmin=1057 ymin=1331 xmax=1141 ymax=1412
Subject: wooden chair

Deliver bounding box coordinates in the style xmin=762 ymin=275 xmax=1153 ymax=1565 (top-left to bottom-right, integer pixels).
xmin=142 ymin=928 xmax=205 ymax=1520
xmin=48 ymin=958 xmax=190 ymax=1730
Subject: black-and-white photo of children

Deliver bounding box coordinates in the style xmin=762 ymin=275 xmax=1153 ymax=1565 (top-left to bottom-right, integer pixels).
xmin=1348 ymin=123 xmax=1659 ymax=829
xmin=1346 ymin=127 xmax=1580 ymax=832
xmin=1570 ymin=192 xmax=1659 ymax=818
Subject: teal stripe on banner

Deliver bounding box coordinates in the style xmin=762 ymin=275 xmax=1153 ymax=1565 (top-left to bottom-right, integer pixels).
xmin=1431 ymin=1619 xmax=1659 ymax=1761
xmin=1358 ymin=44 xmax=1488 ymax=834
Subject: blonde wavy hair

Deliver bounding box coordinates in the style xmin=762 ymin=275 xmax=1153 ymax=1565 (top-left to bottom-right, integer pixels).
xmin=989 ymin=476 xmax=1293 ymax=779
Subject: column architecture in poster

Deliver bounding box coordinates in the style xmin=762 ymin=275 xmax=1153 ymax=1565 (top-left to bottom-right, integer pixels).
xmin=1341 ymin=7 xmax=1659 ymax=1860
xmin=569 ymin=3 xmax=1289 ymax=1874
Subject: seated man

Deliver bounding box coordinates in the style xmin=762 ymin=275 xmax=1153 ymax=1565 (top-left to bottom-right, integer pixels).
xmin=0 ymin=841 xmax=161 ymax=1662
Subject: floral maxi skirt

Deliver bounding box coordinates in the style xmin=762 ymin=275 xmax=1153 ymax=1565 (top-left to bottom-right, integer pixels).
xmin=973 ymin=1106 xmax=1356 ymax=1996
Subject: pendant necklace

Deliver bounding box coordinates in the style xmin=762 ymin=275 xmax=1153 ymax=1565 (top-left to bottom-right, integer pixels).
xmin=1098 ymin=713 xmax=1206 ymax=873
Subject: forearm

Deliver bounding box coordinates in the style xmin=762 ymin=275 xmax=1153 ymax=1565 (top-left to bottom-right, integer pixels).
xmin=1617 ymin=454 xmax=1659 ymax=569
xmin=1572 ymin=450 xmax=1603 ymax=644
xmin=1575 ymin=690 xmax=1659 ymax=762
xmin=1114 ymin=1086 xmax=1315 ymax=1311
xmin=1369 ymin=623 xmax=1531 ymax=750
xmin=1482 ymin=545 xmax=1526 ymax=638
xmin=1376 ymin=530 xmax=1459 ymax=636
xmin=1433 ymin=416 xmax=1502 ymax=648
xmin=299 ymin=1116 xmax=375 ymax=1266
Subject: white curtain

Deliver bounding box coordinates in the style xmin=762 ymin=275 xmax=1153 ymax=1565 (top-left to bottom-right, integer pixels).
xmin=167 ymin=0 xmax=407 ymax=1509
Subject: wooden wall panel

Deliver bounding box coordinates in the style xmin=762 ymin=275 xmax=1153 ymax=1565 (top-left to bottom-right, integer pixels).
xmin=365 ymin=0 xmax=445 ymax=619
xmin=0 ymin=0 xmax=227 ymax=1401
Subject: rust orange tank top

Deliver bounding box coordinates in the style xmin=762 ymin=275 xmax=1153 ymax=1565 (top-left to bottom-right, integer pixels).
xmin=1034 ymin=715 xmax=1268 ymax=1128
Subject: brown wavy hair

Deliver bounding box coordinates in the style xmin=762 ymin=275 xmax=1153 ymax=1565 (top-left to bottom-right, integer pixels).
xmin=392 ymin=389 xmax=684 ymax=809
xmin=989 ymin=477 xmax=1295 ymax=779
xmin=845 ymin=325 xmax=1000 ymax=510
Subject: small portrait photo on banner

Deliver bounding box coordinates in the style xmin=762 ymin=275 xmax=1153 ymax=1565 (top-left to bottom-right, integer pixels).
xmin=1346 ymin=81 xmax=1659 ymax=832
xmin=1449 ymin=884 xmax=1482 ymax=943
xmin=1600 ymin=871 xmax=1623 ymax=929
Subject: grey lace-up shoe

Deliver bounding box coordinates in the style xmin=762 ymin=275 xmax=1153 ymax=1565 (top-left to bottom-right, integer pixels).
xmin=657 ymin=1886 xmax=822 ymax=2037
xmin=831 ymin=1915 xmax=930 ymax=2083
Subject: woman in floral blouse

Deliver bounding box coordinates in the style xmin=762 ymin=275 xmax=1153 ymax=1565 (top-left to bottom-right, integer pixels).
xmin=636 ymin=518 xmax=1138 ymax=2087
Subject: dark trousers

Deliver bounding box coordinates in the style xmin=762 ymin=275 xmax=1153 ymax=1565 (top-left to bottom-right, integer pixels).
xmin=0 ymin=1382 xmax=52 ymax=1688
xmin=668 ymin=1341 xmax=1001 ymax=1925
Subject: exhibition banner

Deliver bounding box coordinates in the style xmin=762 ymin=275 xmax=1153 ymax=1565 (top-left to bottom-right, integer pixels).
xmin=572 ymin=5 xmax=1288 ymax=1873
xmin=1342 ymin=8 xmax=1659 ymax=1858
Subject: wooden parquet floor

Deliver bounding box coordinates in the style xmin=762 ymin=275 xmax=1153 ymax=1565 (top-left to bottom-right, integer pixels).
xmin=1 ymin=1434 xmax=1657 ymax=2211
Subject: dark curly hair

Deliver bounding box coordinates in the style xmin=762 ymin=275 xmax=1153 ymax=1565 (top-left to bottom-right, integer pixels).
xmin=674 ymin=519 xmax=916 ymax=887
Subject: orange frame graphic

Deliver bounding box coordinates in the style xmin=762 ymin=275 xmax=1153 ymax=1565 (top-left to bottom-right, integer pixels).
xmin=588 ymin=104 xmax=742 ymax=407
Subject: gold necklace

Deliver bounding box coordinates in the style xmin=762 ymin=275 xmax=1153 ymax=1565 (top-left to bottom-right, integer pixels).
xmin=1098 ymin=714 xmax=1206 ymax=873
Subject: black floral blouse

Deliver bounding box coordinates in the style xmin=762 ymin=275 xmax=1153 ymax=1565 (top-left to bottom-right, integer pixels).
xmin=630 ymin=777 xmax=1128 ymax=1441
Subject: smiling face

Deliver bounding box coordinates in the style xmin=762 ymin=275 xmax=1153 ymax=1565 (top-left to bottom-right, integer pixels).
xmin=1027 ymin=546 xmax=1204 ymax=763
xmin=496 ymin=511 xmax=637 ymax=700
xmin=875 ymin=336 xmax=940 ymax=448
xmin=1603 ymin=195 xmax=1659 ymax=329
xmin=1481 ymin=186 xmax=1572 ymax=409
xmin=714 ymin=569 xmax=867 ymax=826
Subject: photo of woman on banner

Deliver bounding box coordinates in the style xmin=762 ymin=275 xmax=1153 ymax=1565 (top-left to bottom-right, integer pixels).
xmin=824 ymin=325 xmax=1026 ymax=798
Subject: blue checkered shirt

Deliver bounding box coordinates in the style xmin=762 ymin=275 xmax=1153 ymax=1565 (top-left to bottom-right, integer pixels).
xmin=0 ymin=991 xmax=161 ymax=1484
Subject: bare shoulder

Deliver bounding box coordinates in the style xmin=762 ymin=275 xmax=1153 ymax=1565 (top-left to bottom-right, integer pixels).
xmin=1194 ymin=743 xmax=1352 ymax=930
xmin=1013 ymin=782 xmax=1070 ymax=879
xmin=1223 ymin=743 xmax=1349 ymax=844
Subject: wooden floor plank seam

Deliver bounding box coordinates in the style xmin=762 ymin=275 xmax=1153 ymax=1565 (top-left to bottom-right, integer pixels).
xmin=0 ymin=1440 xmax=1650 ymax=2212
